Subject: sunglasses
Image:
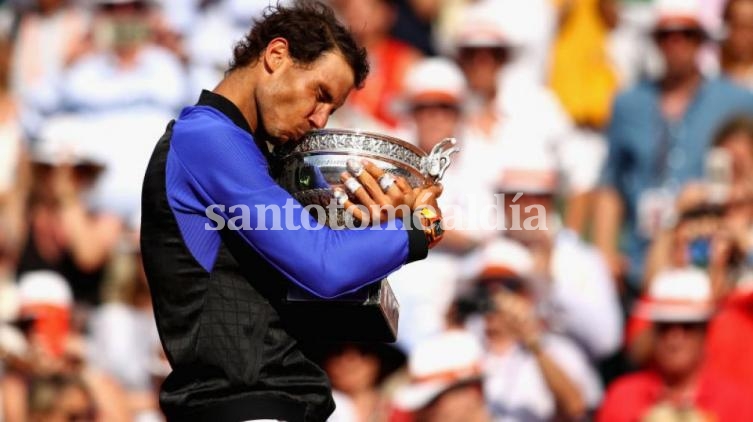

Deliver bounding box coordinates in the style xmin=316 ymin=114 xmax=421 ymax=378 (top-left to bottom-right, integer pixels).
xmin=655 ymin=321 xmax=707 ymax=333
xmin=479 ymin=276 xmax=528 ymax=294
xmin=99 ymin=1 xmax=148 ymax=12
xmin=63 ymin=408 xmax=97 ymax=422
xmin=458 ymin=47 xmax=510 ymax=63
xmin=411 ymin=103 xmax=460 ymax=114
xmin=653 ymin=28 xmax=705 ymax=42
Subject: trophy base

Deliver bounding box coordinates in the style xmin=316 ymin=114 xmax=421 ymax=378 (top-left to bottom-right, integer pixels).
xmin=283 ymin=280 xmax=399 ymax=342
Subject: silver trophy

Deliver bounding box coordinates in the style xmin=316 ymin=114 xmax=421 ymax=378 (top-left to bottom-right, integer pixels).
xmin=274 ymin=129 xmax=458 ymax=342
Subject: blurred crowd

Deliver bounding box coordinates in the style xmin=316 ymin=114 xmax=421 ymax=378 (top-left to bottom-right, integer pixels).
xmin=2 ymin=0 xmax=753 ymax=421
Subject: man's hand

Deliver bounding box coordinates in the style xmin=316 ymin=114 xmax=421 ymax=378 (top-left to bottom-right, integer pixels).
xmin=336 ymin=159 xmax=443 ymax=223
xmin=493 ymin=290 xmax=541 ymax=351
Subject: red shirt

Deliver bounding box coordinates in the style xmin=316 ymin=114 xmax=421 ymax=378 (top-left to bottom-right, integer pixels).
xmin=347 ymin=38 xmax=418 ymax=128
xmin=597 ymin=370 xmax=753 ymax=422
xmin=706 ymin=291 xmax=753 ymax=397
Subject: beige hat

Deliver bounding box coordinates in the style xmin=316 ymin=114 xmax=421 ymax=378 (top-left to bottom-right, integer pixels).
xmin=455 ymin=2 xmax=514 ymax=49
xmin=653 ymin=0 xmax=706 ymax=33
xmin=634 ymin=267 xmax=715 ymax=322
xmin=18 ymin=271 xmax=73 ymax=309
xmin=463 ymin=238 xmax=534 ymax=281
xmin=33 ymin=115 xmax=106 ymax=168
xmin=496 ymin=144 xmax=559 ymax=195
xmin=402 ymin=58 xmax=467 ymax=106
xmin=392 ymin=330 xmax=484 ymax=411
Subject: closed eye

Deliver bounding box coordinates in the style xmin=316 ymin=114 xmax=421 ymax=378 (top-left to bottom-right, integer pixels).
xmin=318 ymin=86 xmax=333 ymax=104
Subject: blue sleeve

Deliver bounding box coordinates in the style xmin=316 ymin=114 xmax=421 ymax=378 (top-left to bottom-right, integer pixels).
xmin=168 ymin=112 xmax=428 ymax=298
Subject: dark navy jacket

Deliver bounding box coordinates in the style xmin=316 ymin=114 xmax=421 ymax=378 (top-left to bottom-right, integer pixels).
xmin=140 ymin=91 xmax=427 ymax=421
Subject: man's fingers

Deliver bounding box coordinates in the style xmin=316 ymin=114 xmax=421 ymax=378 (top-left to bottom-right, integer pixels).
xmin=349 ymin=160 xmax=390 ymax=205
xmin=395 ymin=176 xmax=412 ymax=195
xmin=334 ymin=188 xmax=368 ymax=223
xmin=378 ymin=173 xmax=404 ymax=203
xmin=431 ymin=182 xmax=443 ymax=198
xmin=341 ymin=172 xmax=377 ymax=209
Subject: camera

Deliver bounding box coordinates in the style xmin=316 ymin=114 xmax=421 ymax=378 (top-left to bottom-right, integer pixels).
xmin=453 ymin=276 xmax=528 ymax=321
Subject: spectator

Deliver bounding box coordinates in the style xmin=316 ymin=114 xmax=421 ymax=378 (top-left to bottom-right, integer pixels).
xmin=720 ymin=0 xmax=753 ymax=89
xmin=599 ymin=267 xmax=753 ymax=421
xmin=60 ymin=0 xmax=186 ymax=114
xmin=457 ymin=239 xmax=602 ymax=421
xmin=316 ymin=342 xmax=406 ymax=422
xmin=1 ymin=270 xmax=131 ymax=422
xmin=395 ymin=57 xmax=491 ymax=251
xmin=593 ymin=0 xmax=753 ymax=290
xmin=390 ymin=58 xmax=474 ymax=351
xmin=644 ymin=184 xmax=727 ymax=289
xmin=10 ymin=0 xmax=89 ymax=136
xmin=452 ymin=2 xmax=584 ymax=231
xmin=332 ymin=0 xmax=421 ymax=129
xmin=16 ymin=125 xmax=122 ymax=307
xmin=87 ymin=220 xmax=162 ymax=421
xmin=495 ymin=148 xmax=624 ymax=362
xmin=391 ymin=330 xmax=491 ymax=422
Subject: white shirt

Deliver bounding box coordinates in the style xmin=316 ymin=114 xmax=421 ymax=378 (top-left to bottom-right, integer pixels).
xmin=483 ymin=334 xmax=602 ymax=422
xmin=548 ymin=230 xmax=624 ymax=360
xmin=88 ymin=302 xmax=161 ymax=392
xmin=389 ymin=252 xmax=460 ymax=353
xmin=62 ymin=46 xmax=187 ymax=113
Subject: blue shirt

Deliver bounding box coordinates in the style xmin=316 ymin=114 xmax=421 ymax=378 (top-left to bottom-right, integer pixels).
xmin=164 ymin=91 xmax=428 ymax=299
xmin=600 ymin=77 xmax=753 ymax=285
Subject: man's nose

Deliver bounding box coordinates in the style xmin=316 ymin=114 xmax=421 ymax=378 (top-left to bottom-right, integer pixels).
xmin=309 ymin=109 xmax=329 ymax=129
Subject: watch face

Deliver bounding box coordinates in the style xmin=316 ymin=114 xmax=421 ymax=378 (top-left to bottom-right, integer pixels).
xmin=433 ymin=220 xmax=444 ymax=236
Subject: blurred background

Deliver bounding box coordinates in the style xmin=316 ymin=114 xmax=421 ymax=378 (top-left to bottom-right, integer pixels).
xmin=2 ymin=0 xmax=753 ymax=421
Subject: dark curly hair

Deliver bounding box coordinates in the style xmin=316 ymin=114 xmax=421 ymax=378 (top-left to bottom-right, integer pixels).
xmin=228 ymin=0 xmax=370 ymax=89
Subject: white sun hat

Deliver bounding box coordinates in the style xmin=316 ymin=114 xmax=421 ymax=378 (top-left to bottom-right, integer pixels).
xmin=402 ymin=58 xmax=467 ymax=106
xmin=454 ymin=2 xmax=515 ymax=49
xmin=653 ymin=0 xmax=707 ymax=34
xmin=462 ymin=238 xmax=534 ymax=282
xmin=392 ymin=330 xmax=484 ymax=411
xmin=634 ymin=267 xmax=715 ymax=322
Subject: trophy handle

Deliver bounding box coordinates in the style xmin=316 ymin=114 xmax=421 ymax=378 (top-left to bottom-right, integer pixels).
xmin=423 ymin=138 xmax=460 ymax=182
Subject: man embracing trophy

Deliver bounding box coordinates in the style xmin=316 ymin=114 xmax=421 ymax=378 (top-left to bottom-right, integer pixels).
xmin=139 ymin=2 xmax=444 ymax=421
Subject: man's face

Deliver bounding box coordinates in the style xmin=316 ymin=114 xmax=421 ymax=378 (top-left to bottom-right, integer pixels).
xmin=652 ymin=321 xmax=707 ymax=379
xmin=417 ymin=383 xmax=486 ymax=422
xmin=653 ymin=24 xmax=704 ymax=75
xmin=412 ymin=102 xmax=461 ymax=152
xmin=458 ymin=47 xmax=508 ymax=97
xmin=726 ymin=1 xmax=753 ymax=61
xmin=323 ymin=346 xmax=380 ymax=394
xmin=256 ymin=50 xmax=354 ymax=145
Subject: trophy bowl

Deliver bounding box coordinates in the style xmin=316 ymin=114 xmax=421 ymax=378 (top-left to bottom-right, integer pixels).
xmin=275 ymin=129 xmax=458 ymax=226
xmin=274 ymin=129 xmax=458 ymax=342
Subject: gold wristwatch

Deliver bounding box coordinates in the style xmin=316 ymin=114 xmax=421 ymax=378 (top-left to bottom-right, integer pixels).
xmin=416 ymin=207 xmax=444 ymax=248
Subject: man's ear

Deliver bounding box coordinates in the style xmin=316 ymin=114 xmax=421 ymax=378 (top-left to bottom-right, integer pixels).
xmin=263 ymin=38 xmax=290 ymax=73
